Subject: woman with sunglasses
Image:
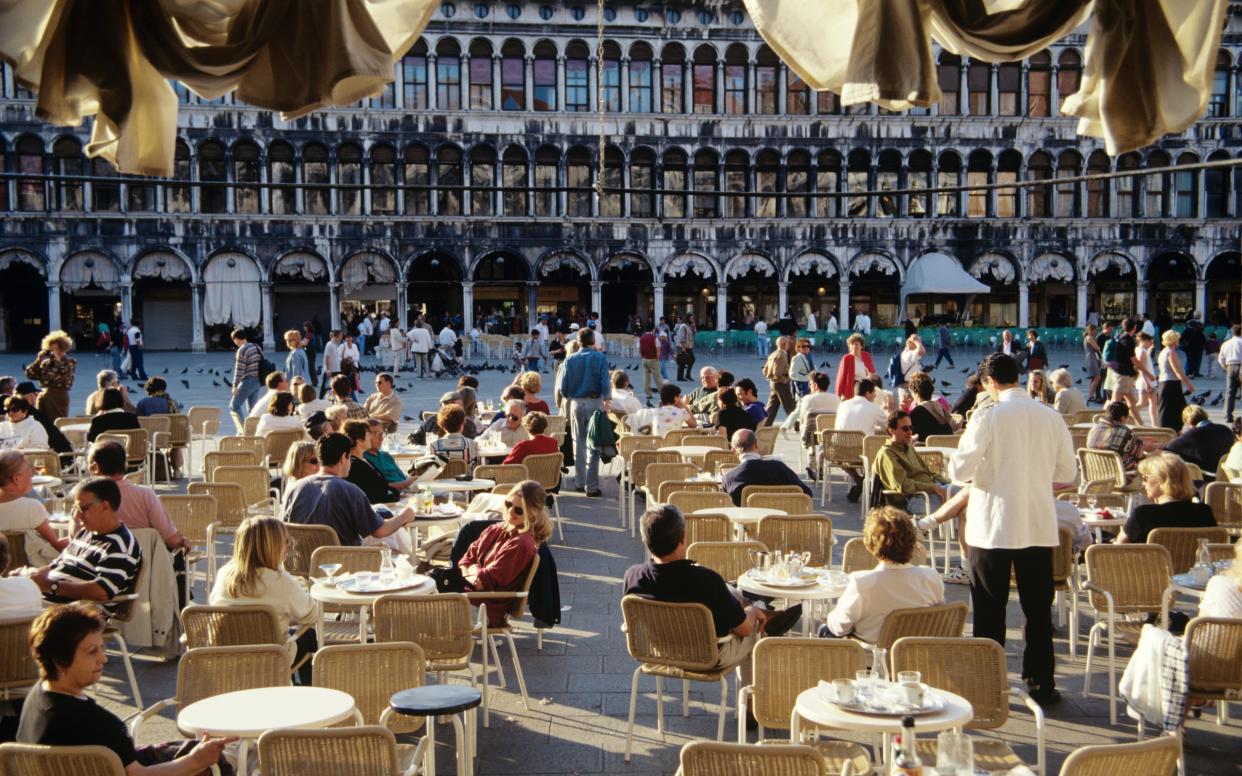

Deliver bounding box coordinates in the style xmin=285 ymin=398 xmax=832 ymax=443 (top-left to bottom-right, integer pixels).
xmin=1117 ymin=452 xmax=1215 ymax=544
xmin=431 ymin=480 xmax=551 ymax=627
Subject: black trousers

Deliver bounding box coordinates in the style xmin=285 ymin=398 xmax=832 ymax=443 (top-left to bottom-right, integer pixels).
xmin=968 ymin=545 xmax=1055 ymax=689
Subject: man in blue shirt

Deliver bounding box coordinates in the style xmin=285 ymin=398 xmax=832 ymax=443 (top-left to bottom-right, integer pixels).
xmin=735 ymin=378 xmax=768 ymax=426
xmin=559 ymin=329 xmax=612 ymax=496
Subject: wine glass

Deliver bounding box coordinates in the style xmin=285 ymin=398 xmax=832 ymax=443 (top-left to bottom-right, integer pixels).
xmin=318 ymin=563 xmax=343 ymax=586
xmin=800 ymin=551 xmax=812 ymax=570
xmin=1086 ymin=494 xmax=1098 ymax=512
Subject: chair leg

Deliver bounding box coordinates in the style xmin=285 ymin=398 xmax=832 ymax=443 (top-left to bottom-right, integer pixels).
xmin=625 ymin=667 xmax=642 ymax=762
xmin=553 ymin=495 xmax=564 ymax=542
xmin=504 ymin=630 xmax=530 ymax=710
xmin=682 ymin=679 xmax=690 ymax=717
xmin=716 ymin=676 xmax=728 ymax=741
xmin=488 ymin=635 xmax=507 ymax=689
xmin=655 ymin=675 xmax=665 ymax=738
xmin=479 ymin=619 xmax=490 ymax=728
xmin=1107 ymin=614 xmax=1118 ymax=725
xmin=107 ymin=631 xmax=143 ymax=709
xmin=1083 ymin=620 xmax=1100 ymax=698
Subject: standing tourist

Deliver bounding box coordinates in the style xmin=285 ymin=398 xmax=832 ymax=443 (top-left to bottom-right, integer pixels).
xmin=26 ymin=330 xmax=76 ymax=422
xmin=789 ymin=338 xmax=815 ymax=398
xmin=1083 ymin=324 xmax=1103 ymax=404
xmin=387 ymin=324 xmax=406 ymax=374
xmin=408 ymin=319 xmax=433 ymax=378
xmin=229 ymin=328 xmax=264 ymax=432
xmin=125 ymin=320 xmax=148 ymax=380
xmin=560 ymin=329 xmax=611 ymax=497
xmin=754 ymin=317 xmax=770 ymax=359
xmin=852 ymin=308 xmax=871 ymax=335
xmin=762 ymin=336 xmax=796 ymax=426
xmin=674 ymin=315 xmax=696 ymax=382
xmin=1181 ymin=315 xmax=1206 ymax=377
xmin=1134 ymin=332 xmax=1158 ymax=426
xmin=283 ymin=329 xmax=312 ymax=385
xmin=319 ymin=329 xmax=343 ymax=398
xmin=1155 ymin=329 xmax=1194 ymax=431
xmin=1219 ymin=324 xmax=1242 ymax=424
xmin=638 ymin=325 xmax=661 ymax=406
xmin=932 ymin=323 xmax=955 ymax=368
xmin=834 ymin=334 xmax=876 ymax=401
xmin=948 ymin=353 xmax=1076 ymax=706
xmin=1108 ymin=318 xmax=1142 ymax=414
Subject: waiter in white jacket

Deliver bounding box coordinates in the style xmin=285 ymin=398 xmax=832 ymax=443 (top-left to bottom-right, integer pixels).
xmin=948 ymin=352 xmax=1076 ymax=707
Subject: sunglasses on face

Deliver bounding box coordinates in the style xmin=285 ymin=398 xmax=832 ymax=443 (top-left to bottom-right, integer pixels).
xmin=307 ymin=458 xmax=319 ymax=465
xmin=504 ymin=500 xmax=524 ymax=516
xmin=507 ymin=415 xmax=520 ymax=421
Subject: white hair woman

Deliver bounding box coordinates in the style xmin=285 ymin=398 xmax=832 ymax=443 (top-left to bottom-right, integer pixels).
xmin=1049 ymin=368 xmax=1087 ymax=415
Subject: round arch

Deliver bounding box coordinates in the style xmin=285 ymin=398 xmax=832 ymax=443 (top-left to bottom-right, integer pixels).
xmin=472 ymin=250 xmax=533 ymax=334
xmin=339 ymin=250 xmax=400 ymax=327
xmin=785 ymin=250 xmax=842 ymax=329
xmin=1026 ymin=252 xmax=1077 ymax=327
xmin=847 ymin=251 xmax=902 ymax=327
xmin=202 ymin=250 xmax=264 ymax=349
xmin=969 ymin=251 xmax=1021 ymax=327
xmin=58 ymin=249 xmax=124 ymax=348
xmin=1206 ymin=252 xmax=1240 ymax=325
xmin=0 ymin=249 xmax=50 ymax=352
xmin=724 ymin=252 xmax=780 ymax=328
xmin=270 ymin=249 xmax=332 ymax=349
xmin=1146 ymin=251 xmax=1198 ymax=326
xmin=661 ymin=252 xmax=721 ymax=327
xmin=130 ymin=249 xmax=197 ymax=350
xmin=534 ymin=250 xmax=593 ymax=326
xmin=601 ymin=252 xmax=657 ymax=331
xmin=1087 ymin=250 xmax=1138 ymax=321
xmin=405 ymin=249 xmax=464 ymax=329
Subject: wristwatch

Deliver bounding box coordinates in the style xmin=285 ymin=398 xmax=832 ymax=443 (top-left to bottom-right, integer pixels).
xmin=49 ymin=580 xmax=60 ymax=597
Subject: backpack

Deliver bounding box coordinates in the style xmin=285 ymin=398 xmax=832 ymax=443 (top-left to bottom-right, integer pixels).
xmin=255 ymin=345 xmax=276 ymax=382
xmin=1102 ymin=336 xmax=1120 ymax=371
xmin=886 ymin=351 xmax=905 ymax=387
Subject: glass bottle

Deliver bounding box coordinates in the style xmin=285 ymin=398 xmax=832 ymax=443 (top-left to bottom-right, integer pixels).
xmin=1195 ymin=537 xmax=1212 ymax=571
xmin=891 ymin=716 xmax=924 ymax=775
xmin=380 ymin=547 xmax=396 ymax=584
xmin=872 ymin=648 xmax=889 ymax=683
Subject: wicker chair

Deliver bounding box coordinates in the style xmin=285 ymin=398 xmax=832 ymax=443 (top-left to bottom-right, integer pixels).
xmin=664 ymin=428 xmax=698 ymax=447
xmin=220 ymin=434 xmax=266 ymax=459
xmin=212 ymin=464 xmax=277 ymax=509
xmin=136 ymin=415 xmax=170 ymax=476
xmin=102 ymin=554 xmax=146 ymax=707
xmin=870 ymin=602 xmax=969 ymax=652
xmin=755 ymin=426 xmax=780 ymax=456
xmin=1 ymin=531 xmax=28 ymax=573
xmin=818 ymin=430 xmax=864 ymax=506
xmin=522 ymin=452 xmax=564 ymax=540
xmin=679 ymin=741 xmax=829 ymax=776
xmin=544 ymin=415 xmax=568 ymax=434
xmin=474 ymin=463 xmax=529 ymax=486
xmin=621 ymin=596 xmax=736 ymax=761
xmin=20 ymin=449 xmax=61 ymax=479
xmin=100 ymin=428 xmax=150 ymax=482
xmin=628 ymin=450 xmax=680 ymax=536
xmin=0 ymin=616 xmax=39 ymax=702
xmin=264 ymin=428 xmax=305 ymax=468
xmin=187 ymin=405 xmax=221 ymax=460
xmin=687 ymin=540 xmax=767 ymax=583
xmin=1082 ymin=543 xmax=1174 ymax=724
xmin=1183 ymin=616 xmax=1242 ymax=729
xmin=922 ymin=434 xmax=961 ymax=449
xmin=840 ymin=536 xmax=929 ymax=573
xmin=704 ymin=449 xmax=740 ymax=474
xmin=203 ymin=450 xmax=261 ymax=480
xmin=374 ymin=593 xmax=476 ymax=686
xmin=682 ymin=434 xmax=730 ymax=450
xmin=858 ymin=435 xmax=888 ymax=515
xmin=738 ymin=637 xmax=872 ymax=774
xmin=1146 ymin=526 xmax=1231 ymax=574
xmin=1058 ymin=736 xmax=1181 ymax=776
xmin=891 ymin=637 xmax=1045 ymax=776
xmin=685 ymin=513 xmax=733 ymax=545
xmin=242 ymin=416 xmax=262 ymax=437
xmin=746 ymin=492 xmax=814 ymax=515
xmin=161 ymin=413 xmax=192 ymax=477
xmin=158 ymin=493 xmax=217 ymax=604
xmin=656 ymin=479 xmax=722 ymax=501
xmin=618 ymin=436 xmax=665 ymax=530
xmin=437 ymin=458 xmax=469 ymax=479
xmin=1205 ymin=543 xmax=1236 ymax=564
xmin=1077 ymin=448 xmax=1143 ymax=507
xmin=753 ymin=515 xmax=833 ymax=567
xmin=309 ymin=546 xmax=383 ymax=645
xmin=257 ymin=725 xmax=415 ymax=776
xmin=740 ymin=484 xmax=807 ymax=505
xmin=284 ymin=523 xmax=340 ymax=578
xmin=186 ymin=481 xmax=248 ymax=581
xmin=669 ymin=491 xmax=734 ymax=514
xmin=1204 ymin=482 xmax=1242 ymax=531
xmin=129 ymin=644 xmax=291 ymax=740
xmin=181 ymin=604 xmax=309 ymax=676
xmin=644 ymin=462 xmax=701 ymax=510
xmin=468 ymin=555 xmax=540 ymax=726
xmin=0 ymin=743 xmax=126 ymax=776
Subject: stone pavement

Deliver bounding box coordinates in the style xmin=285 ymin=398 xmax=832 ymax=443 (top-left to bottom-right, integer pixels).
xmin=2 ymin=342 xmax=1239 ymax=774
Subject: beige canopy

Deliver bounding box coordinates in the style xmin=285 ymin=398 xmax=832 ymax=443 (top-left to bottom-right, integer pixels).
xmin=742 ymin=0 xmax=1228 ymax=156
xmin=0 ymin=0 xmax=436 ymax=176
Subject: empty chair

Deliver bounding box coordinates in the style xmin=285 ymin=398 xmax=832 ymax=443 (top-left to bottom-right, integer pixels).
xmin=203 ymin=450 xmax=260 ymax=480
xmin=474 ymin=463 xmax=529 ymax=486
xmin=655 ymin=480 xmax=722 ymax=502
xmin=703 ymin=449 xmax=740 ymax=474
xmin=0 ymin=744 xmax=126 ymax=775
xmin=220 ymin=434 xmax=266 ymax=459
xmin=1146 ymin=526 xmax=1230 ymax=574
xmin=681 ymin=434 xmax=730 ymax=450
xmin=687 ymin=541 xmax=766 ymax=584
xmin=263 ymin=429 xmax=305 ymax=469
xmin=522 ymin=452 xmax=565 ymax=541
xmin=740 ymin=484 xmax=807 ymax=505
xmin=158 ymin=494 xmax=217 ymax=603
xmin=374 ymin=593 xmax=476 ymax=686
xmin=0 ymin=615 xmax=40 ymax=703
xmin=819 ymin=429 xmax=863 ymax=505
xmin=283 ymin=523 xmax=340 ymax=578
xmin=628 ymin=450 xmax=680 ymax=535
xmin=678 ymin=741 xmax=828 ymax=776
xmin=668 ymin=491 xmax=734 ymax=514
xmin=212 ymin=465 xmax=276 ymax=510
xmin=753 ymin=515 xmax=833 ymax=567
xmin=1184 ymin=616 xmax=1242 ymax=730
xmin=1204 ymin=482 xmax=1242 ymax=531
xmin=684 ymin=513 xmax=732 ymax=545
xmin=256 ymin=725 xmax=411 ymax=776
xmin=1057 ymin=736 xmax=1180 ymax=776
xmin=755 ymin=427 xmax=780 ymax=455
xmin=872 ymin=602 xmax=969 ymax=652
xmin=746 ymin=492 xmax=813 ymax=515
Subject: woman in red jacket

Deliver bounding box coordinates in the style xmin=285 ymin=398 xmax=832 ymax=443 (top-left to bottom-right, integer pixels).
xmin=502 ymin=412 xmax=559 ymax=464
xmin=834 ymin=333 xmax=877 ymax=400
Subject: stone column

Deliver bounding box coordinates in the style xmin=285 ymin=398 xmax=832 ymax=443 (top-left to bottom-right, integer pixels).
xmin=491 ymin=54 xmax=502 ymax=110
xmin=1018 ymin=281 xmax=1030 ymax=328
xmin=1049 ymin=64 xmax=1060 ymax=115
xmin=653 ymin=58 xmax=662 ymax=111
xmin=987 ymin=163 xmax=998 ymax=217
xmin=620 ymin=57 xmax=630 ymax=113
xmin=460 ymin=54 xmax=471 ymax=109
xmin=190 ymin=282 xmax=206 ymax=352
xmin=1136 ymin=279 xmax=1148 ymax=317
xmin=959 ymin=61 xmax=969 ymax=115
xmin=462 ymin=282 xmax=475 ymax=337
xmin=1019 ymin=62 xmax=1028 ymax=115
xmin=590 ymin=280 xmax=603 ymax=315
xmin=989 ymin=63 xmax=999 ymax=116
xmin=747 ymin=61 xmax=756 ymax=113
xmin=260 ymin=282 xmax=275 ymax=350
xmin=396 ymin=284 xmax=408 ymax=330
xmin=427 ymin=52 xmax=438 ymax=110
xmin=524 ymin=55 xmax=534 ymax=110
xmin=588 ymin=56 xmax=598 ymax=111
xmin=777 ymin=65 xmax=787 ymax=114
xmin=716 ymin=283 xmax=728 ymax=331
xmin=120 ymin=280 xmax=133 ymax=323
xmin=556 ymin=56 xmax=566 ymax=111
xmin=652 ymin=282 xmax=665 ymax=322
xmin=777 ymin=281 xmax=789 ymax=317
xmin=714 ymin=60 xmax=725 ymax=114
xmin=330 ymin=283 xmax=342 ymax=331
xmin=683 ymin=59 xmax=693 ymax=114
xmin=1076 ymin=280 xmax=1089 ymax=328
xmin=526 ymin=282 xmax=539 ymax=328
xmin=838 ymin=282 xmax=850 ymax=331
xmin=1195 ymin=279 xmax=1207 ymax=320
xmin=47 ymin=282 xmax=62 ymax=334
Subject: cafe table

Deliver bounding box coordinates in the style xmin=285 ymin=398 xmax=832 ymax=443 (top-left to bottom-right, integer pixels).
xmin=424 ymin=478 xmax=497 ymax=495
xmin=693 ymin=506 xmax=786 ymax=540
xmin=178 ymin=685 xmax=360 ymax=774
xmin=1079 ymin=509 xmax=1127 ymax=544
xmin=1172 ymin=571 xmax=1211 ymax=600
xmin=736 ymin=569 xmax=847 ymax=636
xmin=31 ymin=474 xmax=63 ymax=492
xmin=311 ymin=572 xmax=436 ymax=643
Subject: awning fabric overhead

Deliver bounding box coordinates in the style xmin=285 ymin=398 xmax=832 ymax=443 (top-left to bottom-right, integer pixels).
xmin=900 ymin=252 xmax=988 ymax=318
xmin=202 ymin=252 xmax=261 ymax=328
xmin=0 ymin=0 xmax=436 ymax=176
xmin=741 ymin=0 xmax=1228 ymax=156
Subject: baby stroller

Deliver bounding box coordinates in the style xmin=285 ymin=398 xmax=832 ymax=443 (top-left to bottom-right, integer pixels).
xmin=431 ymin=345 xmax=462 ymax=377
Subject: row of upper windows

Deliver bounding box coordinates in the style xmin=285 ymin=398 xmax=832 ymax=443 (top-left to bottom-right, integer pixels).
xmin=3 ymin=136 xmax=1237 ymax=220
xmin=433 ymin=3 xmax=748 ymax=25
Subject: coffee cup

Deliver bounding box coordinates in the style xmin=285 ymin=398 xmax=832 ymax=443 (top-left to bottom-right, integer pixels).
xmin=900 ymin=681 xmax=925 ymax=707
xmin=832 ymin=678 xmax=857 ymax=703
xmin=1190 ymin=566 xmax=1211 ymax=585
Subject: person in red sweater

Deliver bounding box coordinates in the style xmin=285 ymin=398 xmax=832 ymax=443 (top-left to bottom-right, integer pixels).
xmin=518 ymin=371 xmax=550 ymax=414
xmin=834 ymin=333 xmax=877 ymax=400
xmin=503 ymin=412 xmax=560 ymax=464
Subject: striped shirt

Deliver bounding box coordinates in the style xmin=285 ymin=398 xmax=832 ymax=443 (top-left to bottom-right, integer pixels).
xmin=233 ymin=342 xmax=262 ymax=384
xmin=48 ymin=524 xmax=141 ymax=603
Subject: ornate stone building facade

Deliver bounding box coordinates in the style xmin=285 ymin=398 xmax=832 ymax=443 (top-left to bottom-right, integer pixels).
xmin=0 ymin=2 xmax=1239 ymax=351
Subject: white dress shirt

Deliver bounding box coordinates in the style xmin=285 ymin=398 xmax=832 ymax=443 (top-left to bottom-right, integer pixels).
xmin=248 ymin=388 xmax=278 ymax=418
xmin=784 ymin=390 xmax=841 ymax=431
xmin=408 ymin=326 xmax=433 ymax=354
xmin=322 ymin=340 xmax=343 ymax=373
xmin=823 ymin=562 xmax=945 ymax=643
xmin=1199 ymin=575 xmax=1242 ymax=620
xmin=611 ymin=387 xmax=643 ymax=415
xmin=834 ymin=396 xmax=886 ymax=436
xmin=1219 ymin=335 xmax=1242 ymax=367
xmin=949 ymin=388 xmax=1077 ymax=550
xmin=0 ymin=576 xmax=43 ymax=618
xmin=438 ymin=327 xmax=458 ymax=348
xmin=854 ymin=313 xmax=871 ymax=334
xmin=806 ymin=312 xmax=817 ymax=332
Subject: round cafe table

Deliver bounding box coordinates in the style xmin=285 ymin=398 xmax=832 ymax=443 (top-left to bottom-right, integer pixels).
xmin=311 ymin=573 xmax=436 ymax=643
xmin=31 ymin=474 xmax=63 ymax=491
xmin=178 ymin=686 xmax=359 ymax=774
xmin=736 ymin=570 xmax=847 ymax=636
xmin=1172 ymin=572 xmax=1209 ymax=600
xmin=424 ymin=478 xmax=497 ymax=495
xmin=1080 ymin=510 xmax=1126 ymax=544
xmin=693 ymin=506 xmax=786 ymax=539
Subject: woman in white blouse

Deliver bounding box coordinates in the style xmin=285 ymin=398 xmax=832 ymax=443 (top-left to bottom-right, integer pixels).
xmin=209 ymin=516 xmax=317 ymax=683
xmin=255 ymin=392 xmax=305 ymax=436
xmin=819 ymin=506 xmax=944 ymax=643
xmin=0 ymin=397 xmax=48 ymax=450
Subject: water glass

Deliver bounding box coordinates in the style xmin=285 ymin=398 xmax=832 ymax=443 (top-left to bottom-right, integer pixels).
xmin=854 ymin=669 xmax=875 ymax=701
xmin=935 ymin=731 xmax=974 ymax=775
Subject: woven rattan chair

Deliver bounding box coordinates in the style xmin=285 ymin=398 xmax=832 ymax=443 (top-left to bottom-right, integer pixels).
xmin=644 ymin=462 xmax=702 ymax=503
xmin=1 ymin=531 xmax=27 ymax=573
xmin=755 ymin=426 xmax=780 ymax=455
xmin=622 ymin=596 xmax=736 ymax=761
xmin=436 ymin=458 xmax=469 ymax=479
xmin=0 ymin=743 xmax=126 ymax=775
xmin=891 ymin=637 xmax=1045 ymax=776
xmin=619 ymin=435 xmax=664 ymax=528
xmin=1057 ymin=491 xmax=1128 ymax=510
xmin=257 ymin=725 xmax=415 ymax=776
xmin=213 ymin=464 xmax=277 ymax=510
xmin=242 ymin=415 xmax=262 ymax=437
xmin=1184 ymin=616 xmax=1242 ymax=729
xmin=187 ymin=481 xmax=247 ymax=581
xmin=264 ymin=428 xmax=305 ymax=468
xmin=915 ymin=449 xmax=946 ymax=478
xmin=753 ymin=515 xmax=833 ymax=567
xmin=20 ymin=449 xmax=61 ymax=478
xmin=374 ymin=593 xmax=476 ymax=685
xmin=1146 ymin=526 xmax=1231 ymax=574
xmin=1077 ymin=448 xmax=1143 ymax=506
xmin=129 ymin=644 xmax=290 ymax=740
xmin=1205 ymin=543 xmax=1236 ymax=564
xmin=664 ymin=428 xmax=696 ymax=447
xmin=160 ymin=413 xmax=192 ymax=476
xmin=738 ymin=637 xmax=872 ymax=774
xmin=682 ymin=434 xmax=730 ymax=450
xmin=468 ymin=555 xmax=540 ymax=726
xmin=685 ymin=513 xmax=733 ymax=545
xmin=0 ymin=616 xmax=39 ymax=702
xmin=187 ymin=406 xmax=221 ymax=462
xmin=1082 ymin=543 xmax=1174 ymax=724
xmin=656 ymin=479 xmax=722 ymax=502
xmin=220 ymin=434 xmax=266 ymax=458
xmin=628 ymin=450 xmax=680 ymax=536
xmin=158 ymin=493 xmax=217 ymax=604
xmin=203 ymin=450 xmax=261 ymax=480
xmin=840 ymin=536 xmax=928 ymax=573
xmin=746 ymin=492 xmax=814 ymax=515
xmin=703 ymin=449 xmax=740 ymax=474
xmin=922 ymin=434 xmax=960 ymax=449
xmin=136 ymin=415 xmax=170 ymax=476
xmin=101 ymin=554 xmax=146 ymax=707
xmin=818 ymin=430 xmax=864 ymax=505
xmin=679 ymin=741 xmax=829 ymax=776
xmin=284 ymin=523 xmax=340 ymax=578
xmin=1058 ymin=736 xmax=1181 ymax=776
xmin=474 ymin=463 xmax=529 ymax=486
xmin=544 ymin=415 xmax=568 ymax=434
xmin=522 ymin=452 xmax=565 ymax=540
xmin=687 ymin=540 xmax=767 ymax=583
xmin=181 ymin=603 xmax=309 ymax=676
xmin=740 ymin=484 xmax=806 ymax=505
xmin=1073 ymin=409 xmax=1099 ymax=425
xmin=870 ymin=602 xmax=969 ymax=652
xmin=858 ymin=435 xmax=889 ymax=515
xmin=309 ymin=546 xmax=383 ymax=645
xmin=1204 ymin=482 xmax=1242 ymax=531
xmin=669 ymin=491 xmax=734 ymax=514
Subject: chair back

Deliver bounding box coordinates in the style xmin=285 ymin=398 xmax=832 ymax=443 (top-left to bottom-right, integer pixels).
xmin=1057 ymin=492 xmax=1127 ymax=510
xmin=203 ymin=450 xmax=260 ymax=480
xmin=220 ymin=434 xmax=266 ymax=459
xmin=915 ymin=449 xmax=946 ymax=477
xmin=108 ymin=554 xmax=147 ymax=625
xmin=746 ymin=492 xmax=813 ymax=514
xmin=181 ymin=605 xmax=285 ymax=648
xmin=162 ymin=413 xmax=192 ymax=448
xmin=544 ymin=415 xmax=568 ymax=434
xmin=1074 ymin=409 xmax=1099 ymax=425
xmin=313 ymin=642 xmax=426 ymax=734
xmin=687 ymin=540 xmax=766 ymax=583
xmin=840 ymin=536 xmax=928 ymax=572
xmin=264 ymin=429 xmax=305 ymax=467
xmin=755 ymin=426 xmax=780 ymax=456
xmin=1205 ymin=543 xmax=1236 ymax=564
xmin=522 ymin=452 xmax=563 ymax=491
xmin=374 ymin=593 xmax=474 ymax=666
xmin=678 ymin=741 xmax=827 ymax=776
xmin=436 ymin=459 xmax=468 ymax=479
xmin=618 ymin=435 xmax=663 ymax=465
xmin=862 ymin=435 xmax=888 ymax=468
xmin=1058 ymin=736 xmax=1181 ymax=776
xmin=137 ymin=415 xmax=170 ymax=439
xmin=1052 ymin=526 xmax=1076 ymax=587
xmin=684 ymin=513 xmax=732 ymax=545
xmin=754 ymin=515 xmax=833 ymax=567
xmin=1204 ymin=482 xmax=1242 ymax=530
xmin=620 ymin=595 xmax=720 ymax=673
xmin=20 ymin=450 xmax=60 ymax=478
xmin=1183 ymin=616 xmax=1242 ymax=699
xmin=187 ymin=406 xmax=221 ymax=437
xmin=0 ymin=617 xmax=39 ymax=697
xmin=644 ymin=462 xmax=701 ymax=498
xmin=1 ymin=531 xmax=28 ymax=573
xmin=176 ymin=644 xmax=291 ymax=708
xmin=664 ymin=428 xmax=695 ymax=447
xmin=814 ymin=413 xmax=838 ymax=435
xmin=890 ymin=637 xmax=1009 ymax=729
xmin=309 ymin=546 xmax=382 ymax=575
xmin=750 ymin=637 xmax=866 ymax=731
xmin=739 ymin=484 xmax=805 ymax=505
xmin=243 ymin=416 xmax=262 ymax=437
xmin=1083 ymin=544 xmax=1172 ymax=614
xmin=186 ymin=482 xmax=247 ymax=528
xmin=1077 ymin=449 xmax=1126 ymax=489
xmin=157 ymin=495 xmax=217 ymax=548
xmin=822 ymin=430 xmax=864 ymax=466
xmin=212 ymin=465 xmax=273 ymax=508
xmin=1070 ymin=429 xmax=1091 ymax=452
xmin=257 ymin=725 xmax=400 ymax=776
xmin=873 ymin=602 xmax=969 ymax=652
xmin=1132 ymin=427 xmax=1174 ymax=446
xmin=109 ymin=428 xmax=150 ymax=468
xmin=474 ymin=463 xmax=529 ymax=486
xmin=0 ymin=743 xmax=126 ymax=776
xmin=1147 ymin=526 xmax=1231 ymax=575
xmin=703 ymin=449 xmax=740 ymax=474
xmin=284 ymin=523 xmax=340 ymax=578
xmin=656 ymin=480 xmax=721 ymax=502
xmin=501 ymin=554 xmax=541 ymax=622
xmin=682 ymin=434 xmax=730 ymax=450
xmin=630 ymin=450 xmax=679 ymax=489
xmin=922 ymin=434 xmax=960 ymax=449
xmin=668 ymin=491 xmax=734 ymax=514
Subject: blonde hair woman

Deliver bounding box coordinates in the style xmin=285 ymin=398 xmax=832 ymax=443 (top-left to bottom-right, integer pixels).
xmin=433 ymin=479 xmax=550 ymax=626
xmin=1083 ymin=323 xmax=1103 ymax=403
xmin=1118 ymin=453 xmax=1216 ymax=543
xmin=209 ymin=516 xmax=317 ymax=683
xmin=1026 ymin=369 xmax=1055 ymax=404
xmin=518 ymin=371 xmax=550 ymax=414
xmin=30 ymin=330 xmax=76 ymax=421
xmin=1156 ymin=328 xmax=1194 ymax=432
xmin=281 ymin=441 xmax=318 ymax=495
xmin=284 ymin=329 xmax=312 ymax=385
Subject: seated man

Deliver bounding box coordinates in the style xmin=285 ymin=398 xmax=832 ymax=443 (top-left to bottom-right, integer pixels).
xmin=362 ymin=419 xmax=418 ymax=491
xmin=328 ymin=374 xmax=368 ymax=421
xmin=1163 ymin=404 xmax=1234 ymax=475
xmin=342 ymin=420 xmax=402 ymax=504
xmin=1086 ymin=400 xmax=1147 ymax=471
xmin=834 ymin=378 xmax=888 ymax=502
xmin=819 ymin=506 xmax=944 ymax=642
xmin=782 ymin=370 xmax=840 ymax=444
xmin=363 ymin=372 xmax=403 ymax=434
xmin=712 ymin=388 xmax=757 ymax=442
xmin=16 ymin=477 xmax=141 ymax=610
xmin=247 ymin=370 xmax=289 ymax=419
xmin=686 ymin=366 xmax=721 ymax=416
xmin=281 ymin=433 xmax=415 ymax=547
xmin=623 ymin=506 xmax=801 ymax=685
xmin=734 ymin=379 xmax=768 ymax=427
xmin=721 ymin=429 xmax=813 ymax=506
xmin=18 ymin=603 xmax=236 ymax=774
xmin=873 ymin=410 xmax=949 ymax=510
xmin=484 ymin=400 xmax=532 ymax=448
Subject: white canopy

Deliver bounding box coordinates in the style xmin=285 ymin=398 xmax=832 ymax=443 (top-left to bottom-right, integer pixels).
xmin=900 ymin=252 xmax=989 ymax=319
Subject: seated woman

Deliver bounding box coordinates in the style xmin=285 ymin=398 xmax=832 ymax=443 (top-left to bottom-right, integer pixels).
xmin=17 ymin=603 xmax=236 ymax=773
xmin=134 ymin=377 xmax=181 ymax=417
xmin=819 ymin=506 xmax=944 ymax=642
xmin=652 ymin=383 xmax=696 ymax=437
xmin=1026 ymin=369 xmax=1056 ymax=405
xmin=712 ymin=388 xmax=756 ymax=441
xmin=1086 ymin=400 xmax=1148 ymax=471
xmin=85 ymin=388 xmax=141 ymax=443
xmin=430 ymin=479 xmax=551 ymax=627
xmin=209 ymin=516 xmax=317 ymax=685
xmin=0 ymin=451 xmax=69 ymax=566
xmin=518 ymin=371 xmax=550 ymax=414
xmin=84 ymin=370 xmax=135 ymax=415
xmin=1200 ymin=540 xmax=1242 ymax=618
xmin=255 ymin=391 xmax=304 ymax=436
xmin=0 ymin=397 xmax=49 ymax=450
xmin=432 ymin=404 xmax=479 ymax=469
xmin=907 ymin=372 xmax=955 ymax=441
xmin=0 ymin=533 xmax=43 ymax=617
xmin=296 ymin=382 xmax=330 ymax=419
xmin=1050 ymin=368 xmax=1087 ymax=415
xmin=1118 ymin=452 xmax=1215 ymax=543
xmin=342 ymin=420 xmax=401 ymax=504
xmin=280 ymin=441 xmax=318 ymax=505
xmin=503 ymin=411 xmax=560 ymax=465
